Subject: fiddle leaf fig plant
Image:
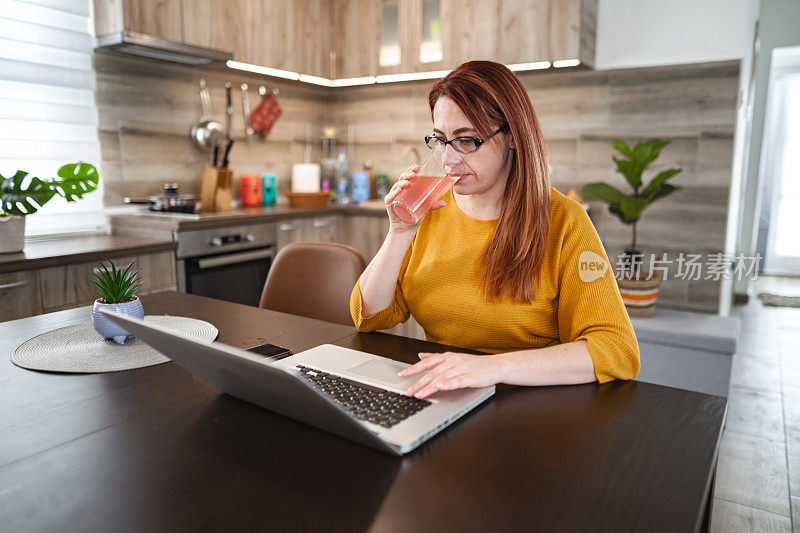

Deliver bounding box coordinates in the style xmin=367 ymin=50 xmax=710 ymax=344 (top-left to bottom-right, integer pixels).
xmin=582 ymin=139 xmax=682 ymax=252
xmin=0 ymin=162 xmax=99 ymax=217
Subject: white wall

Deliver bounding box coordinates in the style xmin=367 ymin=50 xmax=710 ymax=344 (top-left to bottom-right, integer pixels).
xmin=595 ymin=0 xmax=751 ymax=70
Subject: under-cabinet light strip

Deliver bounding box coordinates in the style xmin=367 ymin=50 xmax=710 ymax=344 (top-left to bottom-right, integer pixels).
xmin=297 ymin=73 xmax=332 ymax=86
xmin=506 ymin=61 xmax=552 ymax=71
xmin=227 ymin=59 xmax=581 ymax=87
xmin=226 ymin=60 xmax=300 ymax=81
xmin=552 ymin=59 xmax=581 ymax=68
xmin=330 ymin=76 xmax=377 ymax=87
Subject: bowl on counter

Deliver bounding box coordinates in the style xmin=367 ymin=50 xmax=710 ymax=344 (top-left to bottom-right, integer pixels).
xmin=286 ymin=191 xmax=330 ymax=208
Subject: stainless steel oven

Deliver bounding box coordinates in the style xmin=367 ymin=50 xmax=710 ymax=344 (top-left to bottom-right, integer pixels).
xmin=175 ymin=223 xmax=277 ymax=307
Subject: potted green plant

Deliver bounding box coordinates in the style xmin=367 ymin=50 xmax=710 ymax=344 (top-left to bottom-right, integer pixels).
xmin=582 ymin=139 xmax=682 ymax=316
xmin=0 ymin=162 xmax=99 ymax=253
xmin=90 ymin=260 xmax=144 ymax=344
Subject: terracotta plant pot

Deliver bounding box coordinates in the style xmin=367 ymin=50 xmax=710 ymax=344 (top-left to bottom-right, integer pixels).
xmin=0 ymin=216 xmax=25 ymax=254
xmin=616 ymin=270 xmax=663 ymax=317
xmin=92 ymin=296 xmax=144 ymax=344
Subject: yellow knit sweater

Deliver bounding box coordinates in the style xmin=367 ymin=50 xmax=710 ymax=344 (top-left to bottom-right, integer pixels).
xmin=350 ymin=187 xmax=640 ymax=383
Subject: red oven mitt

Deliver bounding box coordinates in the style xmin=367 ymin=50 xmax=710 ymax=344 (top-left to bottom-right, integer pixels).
xmin=249 ymin=93 xmax=283 ymax=139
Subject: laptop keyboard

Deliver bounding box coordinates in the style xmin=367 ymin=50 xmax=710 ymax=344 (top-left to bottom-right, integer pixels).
xmin=296 ymin=365 xmax=431 ymax=428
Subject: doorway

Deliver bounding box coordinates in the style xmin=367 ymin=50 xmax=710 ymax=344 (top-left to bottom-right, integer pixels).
xmin=757 ymin=46 xmax=800 ymax=276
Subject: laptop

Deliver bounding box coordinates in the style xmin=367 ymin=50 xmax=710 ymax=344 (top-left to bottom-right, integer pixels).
xmin=101 ymin=311 xmax=495 ymax=455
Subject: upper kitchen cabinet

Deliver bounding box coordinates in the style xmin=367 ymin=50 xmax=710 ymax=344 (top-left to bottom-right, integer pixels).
xmin=94 ymin=0 xmax=183 ymax=41
xmin=378 ymin=0 xmax=411 ymax=74
xmin=549 ymin=0 xmax=596 ymax=67
xmin=125 ymin=0 xmax=183 ymax=41
xmin=446 ymin=0 xmax=499 ymax=65
xmin=181 ymin=0 xmax=237 ymax=53
xmin=332 ymin=0 xmax=380 ymax=79
xmin=295 ymin=0 xmax=332 ymax=78
xmin=498 ymin=0 xmax=549 ymax=64
xmin=181 ymin=0 xmax=329 ymax=77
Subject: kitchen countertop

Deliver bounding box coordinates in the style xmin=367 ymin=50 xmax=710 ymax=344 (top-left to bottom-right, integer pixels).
xmin=0 ymin=235 xmax=177 ymax=274
xmin=107 ymin=202 xmax=387 ymax=233
xmin=1 ymin=203 xmax=386 ymax=274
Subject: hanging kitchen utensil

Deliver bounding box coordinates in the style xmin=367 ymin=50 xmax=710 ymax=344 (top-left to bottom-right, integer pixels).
xmin=224 ymin=82 xmax=233 ymax=140
xmin=250 ymin=85 xmax=282 ymax=139
xmin=190 ymin=79 xmax=225 ymax=153
xmin=242 ymin=83 xmax=254 ymax=145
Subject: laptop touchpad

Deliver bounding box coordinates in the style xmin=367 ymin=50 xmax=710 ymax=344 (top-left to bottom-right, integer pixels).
xmin=347 ymin=359 xmax=419 ymax=386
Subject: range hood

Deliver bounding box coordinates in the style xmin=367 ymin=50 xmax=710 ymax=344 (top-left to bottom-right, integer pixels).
xmin=94 ymin=32 xmax=232 ymax=66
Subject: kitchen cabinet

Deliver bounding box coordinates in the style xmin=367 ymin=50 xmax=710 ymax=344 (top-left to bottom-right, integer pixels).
xmin=1 ymin=254 xmax=181 ymax=322
xmin=341 ymin=214 xmax=425 ymax=340
xmin=498 ymin=0 xmax=549 ymax=64
xmin=0 ymin=271 xmax=43 ymax=323
xmin=295 ymin=0 xmax=332 ymax=78
xmin=549 ymin=0 xmax=596 ymax=67
xmin=40 ymin=255 xmax=137 ymax=311
xmin=332 ymin=0 xmax=380 ymax=79
xmin=344 ymin=214 xmax=389 ymax=263
xmin=276 ymin=215 xmax=343 ymax=252
xmin=124 ymin=0 xmax=183 ymax=41
xmin=180 ymin=0 xmax=237 ymax=53
xmin=182 ymin=0 xmax=329 ymax=76
xmin=310 ymin=215 xmax=344 ymax=242
xmin=94 ymin=0 xmax=183 ymax=41
xmin=97 ymin=0 xmax=322 ymax=72
xmin=329 ymin=0 xmax=597 ymax=79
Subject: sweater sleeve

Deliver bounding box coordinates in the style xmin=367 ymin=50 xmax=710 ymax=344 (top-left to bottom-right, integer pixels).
xmin=349 ymin=242 xmax=414 ymax=331
xmin=556 ymin=206 xmax=640 ymax=383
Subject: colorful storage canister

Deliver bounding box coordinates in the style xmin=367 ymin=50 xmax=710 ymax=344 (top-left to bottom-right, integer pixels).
xmin=240 ymin=174 xmax=262 ymax=207
xmin=262 ymin=174 xmax=276 ymax=205
xmin=351 ymin=171 xmax=370 ymax=204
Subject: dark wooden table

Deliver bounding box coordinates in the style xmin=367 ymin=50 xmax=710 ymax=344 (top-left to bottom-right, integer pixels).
xmin=0 ymin=292 xmax=726 ymax=532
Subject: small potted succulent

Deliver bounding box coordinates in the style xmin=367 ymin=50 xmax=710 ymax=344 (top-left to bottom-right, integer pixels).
xmin=90 ymin=260 xmax=144 ymax=344
xmin=582 ymin=139 xmax=682 ymax=316
xmin=0 ymin=162 xmax=99 ymax=253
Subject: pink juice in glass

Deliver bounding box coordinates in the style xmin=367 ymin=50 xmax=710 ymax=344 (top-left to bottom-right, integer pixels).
xmin=391 ymin=175 xmax=458 ymax=224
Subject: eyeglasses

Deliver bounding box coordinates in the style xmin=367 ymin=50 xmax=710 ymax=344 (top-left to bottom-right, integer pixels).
xmin=424 ymin=127 xmax=507 ymax=154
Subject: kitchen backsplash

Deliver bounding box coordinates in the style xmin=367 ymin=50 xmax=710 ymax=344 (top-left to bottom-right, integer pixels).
xmin=95 ymin=52 xmax=330 ymax=206
xmin=95 ymin=53 xmax=739 ymax=313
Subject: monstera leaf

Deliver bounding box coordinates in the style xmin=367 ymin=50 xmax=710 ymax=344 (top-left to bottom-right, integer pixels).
xmin=0 ymin=170 xmax=57 ymax=216
xmin=0 ymin=162 xmax=99 ymax=216
xmin=54 ymin=162 xmax=100 ymax=201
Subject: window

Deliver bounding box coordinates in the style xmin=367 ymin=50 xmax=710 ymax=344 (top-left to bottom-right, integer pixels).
xmin=1 ymin=0 xmax=105 ymax=237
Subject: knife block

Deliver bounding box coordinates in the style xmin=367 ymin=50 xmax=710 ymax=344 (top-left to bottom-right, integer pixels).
xmin=200 ymin=165 xmax=233 ymax=212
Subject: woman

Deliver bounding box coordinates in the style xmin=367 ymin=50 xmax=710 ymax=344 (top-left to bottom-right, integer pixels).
xmin=350 ymin=60 xmax=639 ymax=400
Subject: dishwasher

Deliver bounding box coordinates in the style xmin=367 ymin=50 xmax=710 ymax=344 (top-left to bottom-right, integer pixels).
xmin=175 ymin=223 xmax=277 ymax=307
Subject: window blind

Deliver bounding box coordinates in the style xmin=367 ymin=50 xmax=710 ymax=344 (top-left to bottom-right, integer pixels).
xmin=0 ymin=0 xmax=105 ymax=237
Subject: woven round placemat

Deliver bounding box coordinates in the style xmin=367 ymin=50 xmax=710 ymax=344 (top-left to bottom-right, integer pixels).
xmin=11 ymin=315 xmax=218 ymax=374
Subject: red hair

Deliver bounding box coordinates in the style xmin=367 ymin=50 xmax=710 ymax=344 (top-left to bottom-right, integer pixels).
xmin=428 ymin=60 xmax=551 ymax=302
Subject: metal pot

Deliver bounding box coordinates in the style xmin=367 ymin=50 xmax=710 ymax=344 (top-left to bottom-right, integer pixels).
xmin=124 ymin=184 xmax=199 ymax=213
xmin=190 ymin=79 xmax=225 ymax=153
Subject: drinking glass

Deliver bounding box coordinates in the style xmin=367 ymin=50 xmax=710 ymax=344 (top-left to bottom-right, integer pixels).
xmin=390 ymin=148 xmax=456 ymax=225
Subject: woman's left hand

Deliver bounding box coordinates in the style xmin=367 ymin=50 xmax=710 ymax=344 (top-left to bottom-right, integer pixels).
xmin=400 ymin=352 xmax=505 ymax=399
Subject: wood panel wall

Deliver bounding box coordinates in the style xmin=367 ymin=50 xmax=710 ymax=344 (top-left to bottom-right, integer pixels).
xmin=326 ymin=60 xmax=741 ymax=313
xmin=95 ymin=51 xmax=329 ymax=206
xmin=95 ymin=53 xmax=739 ymax=313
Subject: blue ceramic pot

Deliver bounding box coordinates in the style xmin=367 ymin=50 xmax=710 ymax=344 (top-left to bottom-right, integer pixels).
xmin=92 ymin=297 xmax=144 ymax=344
